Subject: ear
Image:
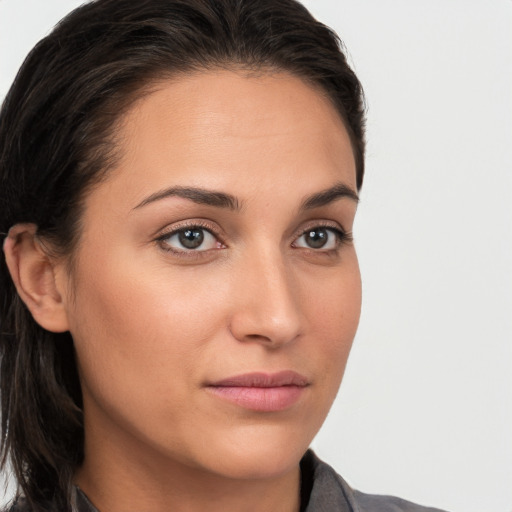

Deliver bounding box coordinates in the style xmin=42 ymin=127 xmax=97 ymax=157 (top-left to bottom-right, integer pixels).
xmin=3 ymin=223 xmax=70 ymax=333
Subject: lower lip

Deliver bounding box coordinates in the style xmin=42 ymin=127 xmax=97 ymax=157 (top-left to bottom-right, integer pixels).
xmin=206 ymin=385 xmax=306 ymax=412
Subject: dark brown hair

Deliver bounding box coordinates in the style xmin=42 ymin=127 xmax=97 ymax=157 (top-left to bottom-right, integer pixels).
xmin=0 ymin=0 xmax=365 ymax=509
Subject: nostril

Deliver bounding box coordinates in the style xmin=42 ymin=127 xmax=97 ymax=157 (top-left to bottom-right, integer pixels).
xmin=244 ymin=332 xmax=288 ymax=346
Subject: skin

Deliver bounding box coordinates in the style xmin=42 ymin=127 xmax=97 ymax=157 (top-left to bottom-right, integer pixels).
xmin=5 ymin=70 xmax=361 ymax=512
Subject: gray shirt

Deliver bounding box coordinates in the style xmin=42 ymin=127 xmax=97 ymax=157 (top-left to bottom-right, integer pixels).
xmin=300 ymin=450 xmax=447 ymax=512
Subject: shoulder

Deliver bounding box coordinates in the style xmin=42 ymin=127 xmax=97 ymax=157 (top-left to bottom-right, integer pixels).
xmin=302 ymin=450 xmax=449 ymax=512
xmin=352 ymin=490 xmax=448 ymax=512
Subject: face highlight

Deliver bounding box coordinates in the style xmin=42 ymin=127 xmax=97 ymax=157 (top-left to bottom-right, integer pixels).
xmin=61 ymin=70 xmax=361 ymax=484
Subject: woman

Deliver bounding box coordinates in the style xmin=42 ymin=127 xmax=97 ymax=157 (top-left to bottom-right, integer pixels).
xmin=0 ymin=0 xmax=447 ymax=511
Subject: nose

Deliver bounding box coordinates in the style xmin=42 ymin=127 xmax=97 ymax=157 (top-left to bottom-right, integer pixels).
xmin=228 ymin=248 xmax=303 ymax=348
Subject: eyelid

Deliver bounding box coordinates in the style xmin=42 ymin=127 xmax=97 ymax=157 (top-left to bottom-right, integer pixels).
xmin=294 ymin=220 xmax=349 ymax=239
xmin=155 ymin=218 xmax=225 ymax=239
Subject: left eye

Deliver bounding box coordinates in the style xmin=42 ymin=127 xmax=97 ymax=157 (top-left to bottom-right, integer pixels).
xmin=160 ymin=227 xmax=219 ymax=251
xmin=294 ymin=227 xmax=341 ymax=250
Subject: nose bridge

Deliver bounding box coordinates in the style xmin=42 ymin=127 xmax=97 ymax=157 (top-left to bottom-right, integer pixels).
xmin=229 ymin=243 xmax=302 ymax=346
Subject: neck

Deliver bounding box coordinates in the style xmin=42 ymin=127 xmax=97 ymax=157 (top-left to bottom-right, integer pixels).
xmin=75 ymin=413 xmax=302 ymax=512
xmin=76 ymin=456 xmax=301 ymax=512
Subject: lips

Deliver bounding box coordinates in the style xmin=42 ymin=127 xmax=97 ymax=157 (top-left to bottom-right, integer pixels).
xmin=205 ymin=371 xmax=309 ymax=412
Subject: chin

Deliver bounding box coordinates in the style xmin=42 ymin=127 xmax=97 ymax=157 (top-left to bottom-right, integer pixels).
xmin=209 ymin=448 xmax=305 ymax=481
xmin=188 ymin=423 xmax=314 ymax=480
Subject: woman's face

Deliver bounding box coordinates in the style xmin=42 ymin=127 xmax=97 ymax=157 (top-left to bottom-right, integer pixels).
xmin=61 ymin=70 xmax=361 ymax=480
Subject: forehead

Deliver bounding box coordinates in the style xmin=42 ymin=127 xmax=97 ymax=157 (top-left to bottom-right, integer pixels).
xmin=88 ymin=70 xmax=356 ymax=212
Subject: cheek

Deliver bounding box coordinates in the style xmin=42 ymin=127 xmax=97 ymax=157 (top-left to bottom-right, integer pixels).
xmin=303 ymin=255 xmax=361 ymax=389
xmin=306 ymin=250 xmax=361 ymax=331
xmin=67 ymin=256 xmax=229 ymax=408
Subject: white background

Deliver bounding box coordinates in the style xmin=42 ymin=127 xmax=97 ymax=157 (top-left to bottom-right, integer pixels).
xmin=1 ymin=1 xmax=511 ymax=511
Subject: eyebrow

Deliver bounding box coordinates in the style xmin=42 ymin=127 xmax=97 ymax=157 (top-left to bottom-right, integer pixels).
xmin=133 ymin=186 xmax=241 ymax=211
xmin=133 ymin=181 xmax=358 ymax=211
xmin=300 ymin=182 xmax=359 ymax=210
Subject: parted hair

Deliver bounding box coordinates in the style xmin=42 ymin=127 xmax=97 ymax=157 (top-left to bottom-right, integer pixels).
xmin=0 ymin=0 xmax=365 ymax=509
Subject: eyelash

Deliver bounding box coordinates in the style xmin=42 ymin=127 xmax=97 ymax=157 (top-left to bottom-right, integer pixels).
xmin=154 ymin=221 xmax=352 ymax=259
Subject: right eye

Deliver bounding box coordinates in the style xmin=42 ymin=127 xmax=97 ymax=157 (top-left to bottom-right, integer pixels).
xmin=157 ymin=226 xmax=223 ymax=253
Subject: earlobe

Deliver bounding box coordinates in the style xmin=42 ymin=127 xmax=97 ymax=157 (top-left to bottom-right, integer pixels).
xmin=3 ymin=223 xmax=70 ymax=333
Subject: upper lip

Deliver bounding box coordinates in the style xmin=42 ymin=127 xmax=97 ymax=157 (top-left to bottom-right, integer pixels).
xmin=207 ymin=371 xmax=309 ymax=388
